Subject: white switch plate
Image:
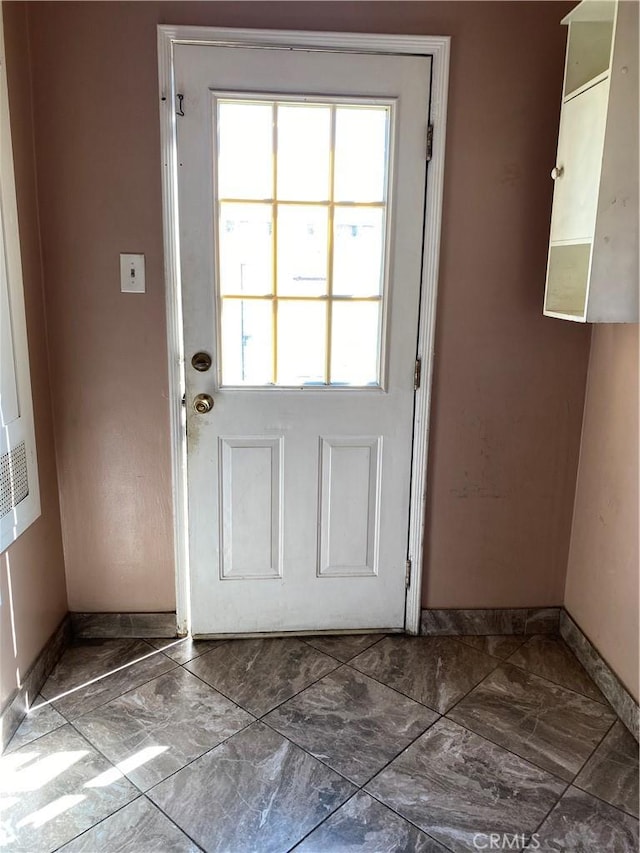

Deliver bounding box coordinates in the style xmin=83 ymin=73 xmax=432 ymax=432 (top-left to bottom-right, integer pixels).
xmin=120 ymin=253 xmax=145 ymax=293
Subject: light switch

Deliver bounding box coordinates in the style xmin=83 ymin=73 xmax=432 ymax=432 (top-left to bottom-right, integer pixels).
xmin=120 ymin=254 xmax=145 ymax=293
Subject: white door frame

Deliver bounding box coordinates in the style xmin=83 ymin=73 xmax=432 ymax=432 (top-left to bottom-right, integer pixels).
xmin=157 ymin=25 xmax=450 ymax=637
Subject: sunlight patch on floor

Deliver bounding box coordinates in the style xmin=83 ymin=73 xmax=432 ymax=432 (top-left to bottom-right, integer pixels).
xmin=17 ymin=794 xmax=86 ymax=829
xmin=1 ymin=750 xmax=88 ymax=793
xmin=85 ymin=745 xmax=168 ymax=788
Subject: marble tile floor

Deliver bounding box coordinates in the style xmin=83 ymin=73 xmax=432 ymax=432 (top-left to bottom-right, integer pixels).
xmin=1 ymin=633 xmax=638 ymax=853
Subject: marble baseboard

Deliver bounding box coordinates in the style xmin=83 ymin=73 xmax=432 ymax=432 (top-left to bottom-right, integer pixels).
xmin=1 ymin=614 xmax=72 ymax=752
xmin=421 ymin=607 xmax=560 ymax=636
xmin=70 ymin=612 xmax=177 ymax=639
xmin=560 ymin=610 xmax=639 ymax=742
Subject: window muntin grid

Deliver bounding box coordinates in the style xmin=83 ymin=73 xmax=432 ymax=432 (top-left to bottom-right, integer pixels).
xmin=214 ymin=96 xmax=393 ymax=388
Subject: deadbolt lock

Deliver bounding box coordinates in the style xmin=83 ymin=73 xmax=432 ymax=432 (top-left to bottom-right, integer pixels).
xmin=191 ymin=351 xmax=212 ymax=372
xmin=193 ymin=393 xmax=214 ymax=414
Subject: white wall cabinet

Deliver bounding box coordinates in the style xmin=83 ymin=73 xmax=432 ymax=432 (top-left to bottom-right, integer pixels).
xmin=544 ymin=0 xmax=638 ymax=322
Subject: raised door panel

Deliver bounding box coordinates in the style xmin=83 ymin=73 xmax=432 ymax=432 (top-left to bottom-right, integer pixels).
xmin=219 ymin=437 xmax=282 ymax=579
xmin=318 ymin=437 xmax=381 ymax=577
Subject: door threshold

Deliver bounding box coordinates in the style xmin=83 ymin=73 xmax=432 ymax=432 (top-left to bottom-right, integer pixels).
xmin=192 ymin=627 xmax=403 ymax=640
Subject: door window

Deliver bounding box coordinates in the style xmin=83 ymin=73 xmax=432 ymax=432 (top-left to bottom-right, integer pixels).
xmin=214 ymin=97 xmax=393 ymax=387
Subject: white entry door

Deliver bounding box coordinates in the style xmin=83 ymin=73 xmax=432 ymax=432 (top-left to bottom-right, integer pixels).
xmin=174 ymin=41 xmax=431 ymax=635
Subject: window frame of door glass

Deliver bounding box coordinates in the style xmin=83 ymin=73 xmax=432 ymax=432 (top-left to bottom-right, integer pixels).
xmin=210 ymin=91 xmax=396 ymax=391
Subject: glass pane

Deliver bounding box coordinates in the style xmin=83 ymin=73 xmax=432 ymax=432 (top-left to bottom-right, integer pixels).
xmin=218 ymin=203 xmax=273 ymax=296
xmin=277 ymin=105 xmax=331 ymax=201
xmin=217 ymin=102 xmax=272 ymax=200
xmin=277 ymin=206 xmax=328 ymax=296
xmin=220 ymin=299 xmax=273 ymax=385
xmin=330 ymin=301 xmax=380 ymax=386
xmin=333 ymin=207 xmax=385 ymax=297
xmin=334 ymin=107 xmax=388 ymax=202
xmin=277 ymin=301 xmax=326 ymax=385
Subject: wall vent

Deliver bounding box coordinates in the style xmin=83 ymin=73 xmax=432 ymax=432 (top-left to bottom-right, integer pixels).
xmin=1 ymin=441 xmax=29 ymax=518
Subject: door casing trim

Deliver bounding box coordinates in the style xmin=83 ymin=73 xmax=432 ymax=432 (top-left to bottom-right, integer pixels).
xmin=157 ymin=25 xmax=450 ymax=636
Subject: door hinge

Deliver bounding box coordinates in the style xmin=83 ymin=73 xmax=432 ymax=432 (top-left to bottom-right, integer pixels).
xmin=426 ymin=124 xmax=434 ymax=162
xmin=405 ymin=559 xmax=412 ymax=589
xmin=414 ymin=357 xmax=422 ymax=390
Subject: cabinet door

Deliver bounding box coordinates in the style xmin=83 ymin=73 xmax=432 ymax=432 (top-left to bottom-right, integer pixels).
xmin=549 ymin=79 xmax=609 ymax=243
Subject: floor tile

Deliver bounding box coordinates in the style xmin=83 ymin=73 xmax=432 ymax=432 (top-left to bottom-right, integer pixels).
xmin=5 ymin=695 xmax=67 ymax=754
xmin=574 ymin=721 xmax=639 ymax=817
xmin=40 ymin=640 xmax=176 ymax=720
xmin=146 ymin=636 xmax=227 ymax=665
xmin=148 ymin=721 xmax=354 ymax=853
xmin=294 ymin=790 xmax=447 ymax=852
xmin=365 ymin=717 xmax=565 ymax=853
xmin=536 ymin=786 xmax=639 ymax=852
xmin=57 ymin=796 xmax=200 ymax=852
xmin=264 ymin=665 xmax=437 ymax=785
xmin=448 ymin=663 xmax=616 ymax=781
xmin=0 ymin=724 xmax=137 ymax=852
xmin=303 ymin=634 xmax=385 ymax=662
xmin=184 ymin=638 xmax=338 ymax=716
xmin=72 ymin=667 xmax=253 ymax=790
xmin=350 ymin=636 xmax=497 ymax=713
xmin=507 ymin=635 xmax=606 ymax=702
xmin=456 ymin=635 xmax=527 ymax=660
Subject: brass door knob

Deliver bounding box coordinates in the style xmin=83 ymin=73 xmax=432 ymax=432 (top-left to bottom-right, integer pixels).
xmin=193 ymin=393 xmax=214 ymax=414
xmin=191 ymin=352 xmax=212 ymax=372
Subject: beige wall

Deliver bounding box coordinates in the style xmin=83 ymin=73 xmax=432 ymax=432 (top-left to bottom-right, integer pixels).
xmin=1 ymin=3 xmax=68 ymax=708
xmin=565 ymin=325 xmax=639 ymax=702
xmin=22 ymin=1 xmax=590 ymax=613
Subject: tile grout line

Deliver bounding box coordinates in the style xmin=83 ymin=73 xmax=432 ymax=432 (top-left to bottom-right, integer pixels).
xmin=569 ymin=715 xmax=640 ymax=821
xmin=283 ymin=716 xmax=453 ymax=853
xmin=298 ymin=632 xmax=387 ymax=663
xmin=150 ymin=636 xmax=230 ymax=665
xmin=48 ymin=791 xmax=209 ymax=853
xmin=569 ymin=781 xmax=640 ymax=823
xmin=80 ymin=711 xmax=258 ymax=795
xmin=7 ymin=639 xmax=216 ymax=753
xmin=362 ymin=787 xmax=458 ymax=853
xmin=437 ymin=664 xmax=580 ymax=789
xmin=25 ymin=649 xmax=255 ymax=851
xmin=521 ymin=777 xmax=574 ymax=851
xmin=141 ymin=713 xmax=354 ymax=853
xmin=48 ymin=657 xmax=182 ymax=724
xmin=259 ymin=657 xmax=442 ymax=724
xmin=344 ymin=638 xmax=503 ymax=716
xmin=336 ymin=635 xmax=618 ymax=791
xmin=440 ymin=714 xmax=573 ymax=791
xmin=446 ymin=632 xmax=612 ymax=709
xmin=258 ymin=703 xmax=440 ymax=790
xmin=504 ymin=659 xmax=611 ymax=707
xmin=440 ymin=660 xmax=620 ymax=782
xmin=49 ymin=723 xmax=145 ymax=850
xmin=62 ymin=711 xmax=260 ymax=848
xmin=285 ymin=789 xmax=362 ymax=852
xmin=140 ymin=793 xmax=207 ymax=853
xmin=47 ymin=794 xmax=146 ymax=853
xmin=442 ymin=674 xmax=608 ymax=788
xmin=37 ymin=639 xmax=181 ymax=723
xmin=503 ymin=642 xmax=611 ymax=707
xmin=447 ymin=632 xmax=528 ymax=658
xmin=180 ymin=644 xmax=343 ymax=720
